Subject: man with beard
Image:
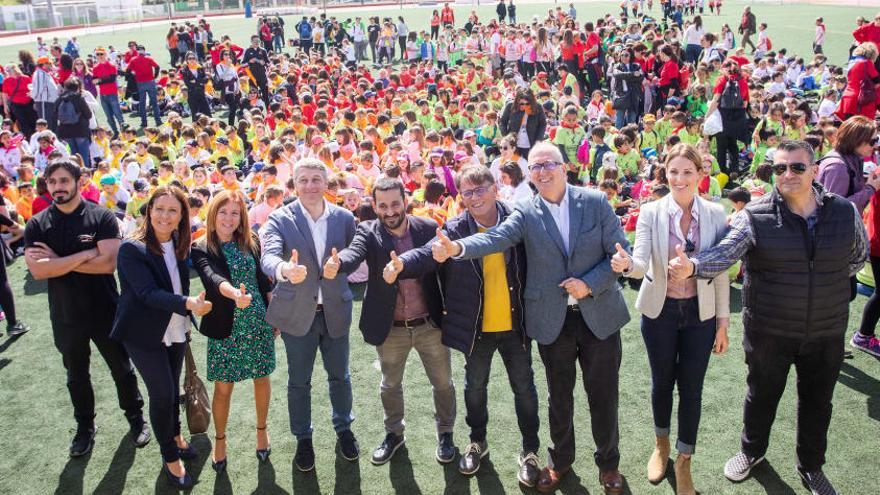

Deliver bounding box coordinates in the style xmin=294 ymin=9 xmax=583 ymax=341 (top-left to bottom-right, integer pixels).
xmin=24 ymin=160 xmax=149 ymax=457
xmin=259 ymin=158 xmax=359 ymax=472
xmin=241 ymin=34 xmax=270 ymax=105
xmin=322 ymin=176 xmax=456 ymax=466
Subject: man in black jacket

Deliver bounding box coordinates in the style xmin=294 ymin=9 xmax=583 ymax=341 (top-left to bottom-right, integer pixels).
xmin=670 ymin=140 xmax=867 ymax=495
xmin=241 ymin=35 xmax=270 ymax=105
xmin=386 ymin=166 xmax=541 ymax=486
xmin=323 ymin=177 xmax=456 ymax=466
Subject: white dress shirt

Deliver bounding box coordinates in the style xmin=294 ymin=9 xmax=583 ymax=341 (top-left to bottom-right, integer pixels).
xmin=276 ymin=200 xmax=331 ymax=304
xmin=161 ymin=241 xmax=189 ymax=347
xmin=540 ymin=188 xmax=578 ymax=305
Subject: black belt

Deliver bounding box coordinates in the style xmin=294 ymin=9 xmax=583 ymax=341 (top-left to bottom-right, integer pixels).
xmin=392 ymin=316 xmax=429 ymax=328
xmin=567 ymin=304 xmax=580 ymax=312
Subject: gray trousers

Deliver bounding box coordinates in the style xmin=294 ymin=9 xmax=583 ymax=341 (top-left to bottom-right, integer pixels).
xmin=376 ymin=322 xmax=456 ymax=437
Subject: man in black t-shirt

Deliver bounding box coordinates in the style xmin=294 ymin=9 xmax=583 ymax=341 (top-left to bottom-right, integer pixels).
xmin=24 ymin=161 xmax=149 ymax=458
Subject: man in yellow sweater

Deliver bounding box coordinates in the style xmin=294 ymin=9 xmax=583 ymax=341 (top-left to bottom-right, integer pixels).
xmin=386 ymin=166 xmax=540 ymax=487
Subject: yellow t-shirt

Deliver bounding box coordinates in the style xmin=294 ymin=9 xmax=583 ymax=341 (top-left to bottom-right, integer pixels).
xmin=479 ymin=226 xmax=512 ymax=333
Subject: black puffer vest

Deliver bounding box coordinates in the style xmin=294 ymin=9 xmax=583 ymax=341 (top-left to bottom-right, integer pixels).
xmin=742 ymin=187 xmax=855 ymax=340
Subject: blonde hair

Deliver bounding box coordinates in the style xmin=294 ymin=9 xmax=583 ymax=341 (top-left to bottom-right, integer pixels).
xmin=204 ymin=189 xmax=257 ymax=257
xmin=854 ymin=42 xmax=879 ymax=61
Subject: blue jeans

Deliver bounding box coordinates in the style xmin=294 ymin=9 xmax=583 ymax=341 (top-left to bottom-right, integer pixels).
xmin=464 ymin=331 xmax=539 ymax=454
xmin=615 ymin=107 xmax=638 ymax=129
xmin=136 ymin=80 xmax=162 ymax=127
xmin=280 ymin=312 xmax=353 ymax=440
xmin=100 ymin=93 xmax=125 ymax=135
xmin=641 ymin=297 xmax=716 ymax=454
xmin=685 ymin=44 xmax=703 ymax=64
xmin=64 ymin=137 xmax=92 ymax=167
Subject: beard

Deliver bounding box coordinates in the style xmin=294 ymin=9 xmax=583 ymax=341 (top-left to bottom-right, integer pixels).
xmin=380 ymin=212 xmax=405 ymax=230
xmin=51 ymin=190 xmax=73 ymax=204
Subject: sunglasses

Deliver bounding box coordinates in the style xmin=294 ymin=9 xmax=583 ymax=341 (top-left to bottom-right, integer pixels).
xmin=460 ymin=185 xmax=490 ymax=199
xmin=529 ymin=161 xmax=562 ymax=172
xmin=772 ymin=162 xmax=809 ymax=176
xmin=685 ymin=239 xmax=696 ymax=254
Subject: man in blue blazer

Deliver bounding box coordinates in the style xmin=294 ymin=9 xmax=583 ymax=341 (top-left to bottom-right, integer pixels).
xmin=259 ymin=158 xmax=359 ymax=472
xmin=433 ymin=142 xmax=631 ymax=494
xmin=323 ymin=177 xmax=456 ymax=467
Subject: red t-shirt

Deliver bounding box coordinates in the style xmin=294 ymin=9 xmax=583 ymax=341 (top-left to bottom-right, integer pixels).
xmin=2 ymin=75 xmax=32 ymax=105
xmin=92 ymin=62 xmax=119 ymax=96
xmin=854 ymin=23 xmax=880 ymax=45
xmin=127 ymin=55 xmax=159 ymax=83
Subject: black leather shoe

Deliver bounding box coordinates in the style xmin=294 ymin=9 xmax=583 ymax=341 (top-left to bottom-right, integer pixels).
xmin=177 ymin=442 xmax=197 ymax=460
xmin=338 ymin=429 xmax=360 ymax=461
xmin=7 ymin=321 xmax=29 ymax=337
xmin=371 ymin=432 xmax=405 ymax=466
xmin=294 ymin=438 xmax=315 ymax=472
xmin=70 ymin=426 xmax=96 ymax=457
xmin=518 ymin=451 xmax=541 ymax=487
xmin=129 ymin=421 xmax=151 ymax=448
xmin=162 ymin=464 xmax=194 ymax=490
xmin=436 ymin=432 xmax=456 ymax=464
xmin=458 ymin=441 xmax=488 ymax=475
xmin=256 ymin=426 xmax=271 ymax=462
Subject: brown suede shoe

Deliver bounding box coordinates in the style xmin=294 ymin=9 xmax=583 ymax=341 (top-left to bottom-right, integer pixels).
xmin=536 ymin=466 xmax=570 ymax=493
xmin=600 ymin=469 xmax=624 ymax=495
xmin=674 ymin=455 xmax=696 ymax=495
xmin=648 ymin=436 xmax=671 ymax=483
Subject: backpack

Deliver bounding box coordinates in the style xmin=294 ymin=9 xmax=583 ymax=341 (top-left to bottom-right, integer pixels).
xmin=765 ymin=37 xmax=772 ymax=51
xmin=299 ymin=21 xmax=312 ymax=39
xmin=718 ymin=77 xmax=744 ymax=110
xmin=58 ymin=97 xmax=81 ymax=125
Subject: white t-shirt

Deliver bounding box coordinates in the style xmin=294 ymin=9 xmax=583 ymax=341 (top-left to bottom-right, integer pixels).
xmin=684 ymin=25 xmax=705 ymax=46
xmin=161 ymin=240 xmax=189 ymax=347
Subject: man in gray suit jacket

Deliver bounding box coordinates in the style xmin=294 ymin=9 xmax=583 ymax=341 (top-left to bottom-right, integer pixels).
xmin=260 ymin=158 xmax=360 ymax=472
xmin=433 ymin=142 xmax=631 ymax=494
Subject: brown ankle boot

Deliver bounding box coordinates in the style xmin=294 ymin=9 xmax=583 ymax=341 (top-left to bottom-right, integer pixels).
xmin=674 ymin=454 xmax=695 ymax=495
xmin=647 ymin=435 xmax=670 ymax=483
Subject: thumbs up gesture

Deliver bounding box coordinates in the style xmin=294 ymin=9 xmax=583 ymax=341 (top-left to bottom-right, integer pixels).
xmin=281 ymin=249 xmax=308 ymax=284
xmin=323 ymin=247 xmax=341 ymax=280
xmin=667 ymin=244 xmax=695 ymax=282
xmin=431 ymin=227 xmax=459 ymax=263
xmin=188 ymin=290 xmax=213 ymax=317
xmin=383 ymin=250 xmax=404 ymax=284
xmin=233 ymin=282 xmax=253 ymax=309
xmin=610 ymin=242 xmax=632 ymax=274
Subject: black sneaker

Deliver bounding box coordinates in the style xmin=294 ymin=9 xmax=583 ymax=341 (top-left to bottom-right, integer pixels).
xmin=517 ymin=451 xmax=541 ymax=487
xmin=798 ymin=467 xmax=839 ymax=495
xmin=338 ymin=429 xmax=360 ymax=461
xmin=458 ymin=441 xmax=488 ymax=475
xmin=723 ymin=451 xmax=765 ymax=482
xmin=129 ymin=420 xmax=151 ymax=448
xmin=436 ymin=432 xmax=456 ymax=464
xmin=7 ymin=321 xmax=29 ymax=337
xmin=295 ymin=438 xmax=315 ymax=472
xmin=70 ymin=426 xmax=97 ymax=457
xmin=371 ymin=432 xmax=405 ymax=466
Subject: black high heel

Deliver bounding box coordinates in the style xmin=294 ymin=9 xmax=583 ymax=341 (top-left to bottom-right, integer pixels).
xmin=212 ymin=434 xmax=227 ymax=473
xmin=163 ymin=463 xmax=194 ymax=489
xmin=256 ymin=426 xmax=271 ymax=462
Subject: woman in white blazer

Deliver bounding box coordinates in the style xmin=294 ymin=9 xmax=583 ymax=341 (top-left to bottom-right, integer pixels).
xmin=611 ymin=143 xmax=729 ymax=495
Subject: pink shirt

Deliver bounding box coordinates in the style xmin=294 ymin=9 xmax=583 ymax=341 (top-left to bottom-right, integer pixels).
xmin=666 ymin=200 xmax=700 ymax=299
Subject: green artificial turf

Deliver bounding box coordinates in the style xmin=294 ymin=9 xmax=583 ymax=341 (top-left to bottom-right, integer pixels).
xmin=0 ymin=258 xmax=877 ymax=494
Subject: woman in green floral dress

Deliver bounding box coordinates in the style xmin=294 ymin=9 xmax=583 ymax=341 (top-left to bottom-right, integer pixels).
xmin=191 ymin=190 xmax=276 ymax=472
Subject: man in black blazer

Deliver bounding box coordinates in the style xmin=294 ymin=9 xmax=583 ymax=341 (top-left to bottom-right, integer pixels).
xmin=24 ymin=160 xmax=149 ymax=457
xmin=323 ymin=177 xmax=456 ymax=466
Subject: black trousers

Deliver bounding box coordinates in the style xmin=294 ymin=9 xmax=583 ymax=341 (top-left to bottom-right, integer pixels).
xmin=52 ymin=321 xmax=144 ymax=429
xmin=187 ymin=92 xmax=212 ymax=121
xmin=224 ymin=92 xmax=239 ymax=126
xmin=715 ymin=131 xmax=741 ymax=175
xmin=124 ymin=341 xmax=186 ymax=463
xmin=741 ymin=330 xmax=844 ymax=471
xmin=10 ymin=102 xmax=36 ymax=139
xmin=538 ymin=309 xmax=621 ymax=472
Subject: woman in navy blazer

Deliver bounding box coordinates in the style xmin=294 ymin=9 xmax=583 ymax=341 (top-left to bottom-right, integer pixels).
xmin=111 ymin=186 xmax=212 ymax=490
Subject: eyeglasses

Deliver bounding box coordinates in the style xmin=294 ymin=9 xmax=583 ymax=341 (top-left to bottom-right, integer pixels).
xmin=772 ymin=162 xmax=809 ymax=176
xmin=500 ymin=146 xmax=512 ymax=151
xmin=460 ymin=186 xmax=490 ymax=199
xmin=529 ymin=161 xmax=562 ymax=172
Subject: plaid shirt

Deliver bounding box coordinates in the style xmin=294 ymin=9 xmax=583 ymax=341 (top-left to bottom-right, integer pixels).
xmin=693 ymin=188 xmax=868 ymax=279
